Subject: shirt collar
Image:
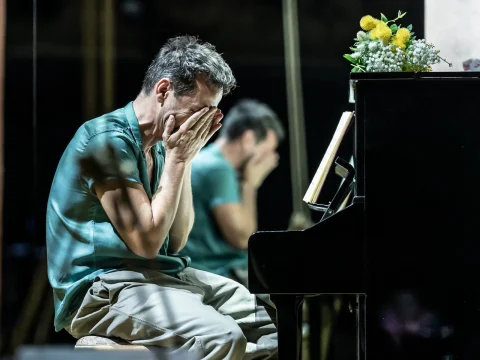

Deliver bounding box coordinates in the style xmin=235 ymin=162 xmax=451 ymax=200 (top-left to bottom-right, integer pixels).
xmin=124 ymin=101 xmax=144 ymax=150
xmin=125 ymin=101 xmax=164 ymax=156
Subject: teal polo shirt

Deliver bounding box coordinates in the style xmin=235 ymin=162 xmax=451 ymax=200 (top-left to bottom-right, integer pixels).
xmin=180 ymin=144 xmax=247 ymax=277
xmin=46 ymin=102 xmax=189 ymax=332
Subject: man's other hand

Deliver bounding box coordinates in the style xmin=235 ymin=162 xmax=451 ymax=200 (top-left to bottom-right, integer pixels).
xmin=243 ymin=151 xmax=279 ymax=189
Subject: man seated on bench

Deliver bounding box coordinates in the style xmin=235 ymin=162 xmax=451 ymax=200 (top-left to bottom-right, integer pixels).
xmin=46 ymin=35 xmax=277 ymax=360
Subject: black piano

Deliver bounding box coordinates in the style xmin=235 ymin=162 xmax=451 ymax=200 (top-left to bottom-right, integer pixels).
xmin=248 ymin=72 xmax=480 ymax=360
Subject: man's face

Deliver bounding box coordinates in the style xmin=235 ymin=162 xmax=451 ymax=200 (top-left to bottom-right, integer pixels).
xmin=254 ymin=130 xmax=279 ymax=157
xmin=239 ymin=130 xmax=279 ymax=172
xmin=160 ymin=79 xmax=223 ymax=131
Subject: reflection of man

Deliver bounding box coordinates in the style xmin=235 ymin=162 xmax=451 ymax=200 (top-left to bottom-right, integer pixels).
xmin=180 ymin=99 xmax=284 ymax=286
xmin=46 ymin=36 xmax=277 ymax=359
xmin=381 ymin=291 xmax=453 ymax=346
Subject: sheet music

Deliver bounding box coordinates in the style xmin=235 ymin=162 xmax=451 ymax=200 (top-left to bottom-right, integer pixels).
xmin=303 ymin=111 xmax=354 ymax=204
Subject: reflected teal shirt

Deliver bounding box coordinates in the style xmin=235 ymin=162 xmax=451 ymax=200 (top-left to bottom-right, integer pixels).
xmin=180 ymin=144 xmax=247 ymax=277
xmin=46 ymin=102 xmax=189 ymax=332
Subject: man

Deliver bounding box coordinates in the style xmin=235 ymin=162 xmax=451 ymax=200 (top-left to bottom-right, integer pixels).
xmin=180 ymin=99 xmax=284 ymax=286
xmin=46 ymin=36 xmax=277 ymax=359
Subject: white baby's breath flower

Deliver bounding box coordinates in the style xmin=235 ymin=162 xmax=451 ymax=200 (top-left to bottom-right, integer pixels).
xmin=362 ymin=41 xmax=405 ymax=72
xmin=368 ymin=41 xmax=379 ymax=51
xmin=351 ymin=52 xmax=361 ymax=59
xmin=357 ymin=31 xmax=368 ymax=41
xmin=406 ymin=39 xmax=441 ymax=70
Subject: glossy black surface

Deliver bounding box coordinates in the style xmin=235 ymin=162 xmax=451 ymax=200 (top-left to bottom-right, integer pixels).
xmin=248 ymin=72 xmax=480 ymax=359
xmin=248 ymin=202 xmax=365 ymax=294
xmin=358 ymin=74 xmax=480 ymax=359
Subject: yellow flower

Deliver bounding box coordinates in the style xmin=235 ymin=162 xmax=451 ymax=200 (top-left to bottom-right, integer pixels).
xmin=390 ymin=28 xmax=410 ymax=50
xmin=370 ymin=22 xmax=392 ymax=42
xmin=360 ymin=15 xmax=379 ymax=31
xmin=391 ymin=38 xmax=406 ymax=50
xmin=396 ymin=28 xmax=411 ymax=42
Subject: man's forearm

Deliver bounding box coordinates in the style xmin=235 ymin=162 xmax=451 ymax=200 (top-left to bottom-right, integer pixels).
xmin=168 ymin=163 xmax=194 ymax=253
xmin=149 ymin=154 xmax=187 ymax=252
xmin=241 ymin=181 xmax=258 ymax=235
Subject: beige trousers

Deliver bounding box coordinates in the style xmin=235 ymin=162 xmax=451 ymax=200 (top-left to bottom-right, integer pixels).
xmin=65 ymin=267 xmax=277 ymax=360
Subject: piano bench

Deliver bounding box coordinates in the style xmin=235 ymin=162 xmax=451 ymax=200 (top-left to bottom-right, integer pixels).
xmin=75 ymin=336 xmax=149 ymax=351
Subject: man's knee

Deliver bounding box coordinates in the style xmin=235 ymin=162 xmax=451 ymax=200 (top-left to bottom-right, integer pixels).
xmin=218 ymin=319 xmax=247 ymax=346
xmin=201 ymin=319 xmax=247 ymax=355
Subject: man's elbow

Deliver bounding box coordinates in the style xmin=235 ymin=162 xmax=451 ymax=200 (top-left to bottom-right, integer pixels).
xmin=224 ymin=230 xmax=252 ymax=250
xmin=130 ymin=243 xmax=161 ymax=259
xmin=124 ymin=229 xmax=166 ymax=259
xmin=168 ymin=233 xmax=188 ymax=254
xmin=168 ymin=212 xmax=194 ymax=254
xmin=136 ymin=250 xmax=158 ymax=259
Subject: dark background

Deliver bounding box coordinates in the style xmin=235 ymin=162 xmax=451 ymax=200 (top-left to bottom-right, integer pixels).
xmin=2 ymin=0 xmax=425 ymax=355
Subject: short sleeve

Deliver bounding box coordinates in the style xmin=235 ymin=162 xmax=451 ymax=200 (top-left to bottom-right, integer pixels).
xmin=82 ymin=131 xmax=142 ymax=191
xmin=205 ymin=167 xmax=241 ymax=209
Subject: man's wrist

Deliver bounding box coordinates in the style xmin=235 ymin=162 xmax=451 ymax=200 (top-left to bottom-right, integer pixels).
xmin=242 ymin=181 xmax=258 ymax=192
xmin=164 ymin=153 xmax=189 ymax=175
xmin=165 ymin=151 xmax=191 ymax=166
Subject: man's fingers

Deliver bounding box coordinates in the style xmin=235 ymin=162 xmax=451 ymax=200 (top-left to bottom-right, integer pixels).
xmin=205 ymin=123 xmax=222 ymax=143
xmin=200 ymin=112 xmax=223 ymax=139
xmin=254 ymin=150 xmax=268 ymax=164
xmin=267 ymin=157 xmax=279 ymax=168
xmin=191 ymin=107 xmax=217 ymax=133
xmin=214 ymin=109 xmax=223 ymax=124
xmin=181 ymin=107 xmax=210 ymax=131
xmin=270 ymin=153 xmax=280 ymax=165
xmin=199 ymin=117 xmax=214 ymax=140
xmin=163 ymin=115 xmax=176 ymax=138
xmin=200 ymin=114 xmax=220 ymax=141
xmin=263 ymin=152 xmax=279 ymax=170
xmin=196 ymin=109 xmax=217 ymax=139
xmin=209 ymin=110 xmax=223 ymax=128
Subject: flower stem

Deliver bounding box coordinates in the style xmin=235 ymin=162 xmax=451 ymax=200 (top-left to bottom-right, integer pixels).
xmin=438 ymin=55 xmax=453 ymax=67
xmin=386 ymin=12 xmax=407 ymax=24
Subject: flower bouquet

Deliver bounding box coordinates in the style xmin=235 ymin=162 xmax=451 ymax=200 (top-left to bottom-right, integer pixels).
xmin=344 ymin=11 xmax=451 ymax=73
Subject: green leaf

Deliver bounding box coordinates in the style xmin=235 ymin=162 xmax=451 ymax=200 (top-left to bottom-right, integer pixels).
xmin=344 ymin=54 xmax=357 ymax=64
xmin=390 ymin=24 xmax=398 ymax=32
xmin=352 ymin=63 xmax=366 ymax=70
xmin=351 ymin=65 xmax=364 ymax=73
xmin=407 ymin=24 xmax=413 ymax=31
xmin=398 ymin=10 xmax=402 ymax=17
xmin=411 ymin=35 xmax=416 ymax=40
xmin=380 ymin=13 xmax=388 ymax=22
xmin=410 ymin=32 xmax=415 ymax=35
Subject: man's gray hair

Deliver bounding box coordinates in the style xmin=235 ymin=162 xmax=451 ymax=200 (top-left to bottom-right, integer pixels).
xmin=142 ymin=35 xmax=236 ymax=96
